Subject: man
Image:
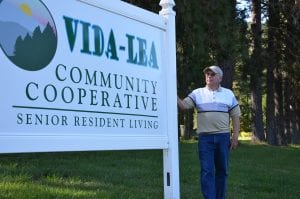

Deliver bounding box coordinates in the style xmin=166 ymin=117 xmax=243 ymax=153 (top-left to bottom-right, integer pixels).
xmin=177 ymin=65 xmax=240 ymax=199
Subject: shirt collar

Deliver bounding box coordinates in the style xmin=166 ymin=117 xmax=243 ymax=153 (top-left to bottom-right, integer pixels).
xmin=205 ymin=85 xmax=222 ymax=92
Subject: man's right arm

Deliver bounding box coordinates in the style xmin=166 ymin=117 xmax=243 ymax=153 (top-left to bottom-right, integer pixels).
xmin=177 ymin=96 xmax=186 ymax=110
xmin=178 ymin=96 xmax=195 ymax=111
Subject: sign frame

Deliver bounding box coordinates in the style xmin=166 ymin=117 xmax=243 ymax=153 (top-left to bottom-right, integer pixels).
xmin=0 ymin=0 xmax=179 ymax=198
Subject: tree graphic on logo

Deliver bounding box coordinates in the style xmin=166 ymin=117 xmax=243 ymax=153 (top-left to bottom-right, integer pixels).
xmin=0 ymin=0 xmax=57 ymax=71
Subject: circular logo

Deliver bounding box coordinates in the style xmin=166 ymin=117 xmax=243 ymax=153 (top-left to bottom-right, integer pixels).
xmin=0 ymin=0 xmax=57 ymax=71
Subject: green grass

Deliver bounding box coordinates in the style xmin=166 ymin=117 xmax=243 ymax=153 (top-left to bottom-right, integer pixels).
xmin=0 ymin=141 xmax=300 ymax=199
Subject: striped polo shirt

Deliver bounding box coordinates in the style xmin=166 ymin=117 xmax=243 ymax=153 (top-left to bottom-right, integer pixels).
xmin=182 ymin=86 xmax=241 ymax=134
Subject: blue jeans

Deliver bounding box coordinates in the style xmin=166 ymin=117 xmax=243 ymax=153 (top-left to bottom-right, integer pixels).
xmin=198 ymin=133 xmax=230 ymax=199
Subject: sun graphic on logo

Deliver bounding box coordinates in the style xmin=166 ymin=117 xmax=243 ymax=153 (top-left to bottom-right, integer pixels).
xmin=20 ymin=3 xmax=32 ymax=16
xmin=0 ymin=0 xmax=57 ymax=71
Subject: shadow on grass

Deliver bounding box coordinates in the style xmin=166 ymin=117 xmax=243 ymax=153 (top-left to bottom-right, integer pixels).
xmin=0 ymin=150 xmax=164 ymax=199
xmin=1 ymin=141 xmax=300 ymax=198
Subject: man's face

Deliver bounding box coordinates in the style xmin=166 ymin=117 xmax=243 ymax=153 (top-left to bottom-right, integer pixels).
xmin=205 ymin=70 xmax=222 ymax=87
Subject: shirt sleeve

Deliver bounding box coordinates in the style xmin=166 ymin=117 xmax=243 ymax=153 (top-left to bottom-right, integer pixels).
xmin=229 ymin=95 xmax=241 ymax=117
xmin=182 ymin=96 xmax=196 ymax=109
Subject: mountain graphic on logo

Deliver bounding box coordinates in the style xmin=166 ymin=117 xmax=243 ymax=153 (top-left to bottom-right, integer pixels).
xmin=0 ymin=21 xmax=31 ymax=56
xmin=0 ymin=0 xmax=57 ymax=71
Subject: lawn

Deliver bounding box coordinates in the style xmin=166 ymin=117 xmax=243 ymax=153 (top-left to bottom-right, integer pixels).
xmin=0 ymin=140 xmax=300 ymax=199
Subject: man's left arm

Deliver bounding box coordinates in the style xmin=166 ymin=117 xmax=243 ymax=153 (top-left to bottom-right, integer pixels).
xmin=230 ymin=116 xmax=240 ymax=150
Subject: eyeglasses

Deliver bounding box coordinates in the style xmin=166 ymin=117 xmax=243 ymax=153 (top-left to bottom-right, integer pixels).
xmin=205 ymin=72 xmax=216 ymax=76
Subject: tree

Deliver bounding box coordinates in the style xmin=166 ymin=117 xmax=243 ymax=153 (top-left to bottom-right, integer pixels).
xmin=282 ymin=0 xmax=300 ymax=144
xmin=266 ymin=0 xmax=300 ymax=145
xmin=10 ymin=23 xmax=57 ymax=71
xmin=249 ymin=0 xmax=265 ymax=141
xmin=266 ymin=0 xmax=278 ymax=145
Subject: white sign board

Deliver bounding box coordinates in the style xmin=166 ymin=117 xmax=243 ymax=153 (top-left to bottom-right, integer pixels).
xmin=0 ymin=0 xmax=170 ymax=152
xmin=0 ymin=0 xmax=179 ymax=197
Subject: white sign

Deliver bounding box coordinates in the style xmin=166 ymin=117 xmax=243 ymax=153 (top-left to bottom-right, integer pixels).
xmin=0 ymin=0 xmax=170 ymax=151
xmin=0 ymin=0 xmax=179 ymax=198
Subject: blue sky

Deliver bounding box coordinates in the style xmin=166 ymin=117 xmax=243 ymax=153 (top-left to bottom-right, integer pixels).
xmin=0 ymin=0 xmax=54 ymax=32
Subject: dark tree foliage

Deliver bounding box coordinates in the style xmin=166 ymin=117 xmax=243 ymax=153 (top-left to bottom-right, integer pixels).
xmin=123 ymin=0 xmax=247 ymax=138
xmin=123 ymin=0 xmax=300 ymax=144
xmin=10 ymin=23 xmax=57 ymax=71
xmin=266 ymin=0 xmax=278 ymax=145
xmin=265 ymin=0 xmax=300 ymax=145
xmin=249 ymin=0 xmax=265 ymax=141
xmin=122 ymin=0 xmax=160 ymax=13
